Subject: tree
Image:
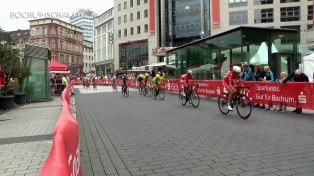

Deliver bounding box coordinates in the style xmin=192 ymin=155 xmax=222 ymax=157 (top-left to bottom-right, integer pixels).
xmin=0 ymin=29 xmax=30 ymax=95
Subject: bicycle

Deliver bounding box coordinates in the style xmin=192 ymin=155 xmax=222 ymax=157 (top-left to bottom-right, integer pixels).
xmin=139 ymin=82 xmax=145 ymax=95
xmin=218 ymin=86 xmax=252 ymax=119
xmin=152 ymin=83 xmax=165 ymax=100
xmin=92 ymin=81 xmax=97 ymax=90
xmin=143 ymin=82 xmax=151 ymax=96
xmin=121 ymin=84 xmax=129 ymax=97
xmin=112 ymin=82 xmax=118 ymax=92
xmin=179 ymin=84 xmax=200 ymax=108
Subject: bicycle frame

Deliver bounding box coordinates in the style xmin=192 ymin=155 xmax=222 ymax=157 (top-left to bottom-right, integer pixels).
xmin=231 ymin=87 xmax=249 ymax=105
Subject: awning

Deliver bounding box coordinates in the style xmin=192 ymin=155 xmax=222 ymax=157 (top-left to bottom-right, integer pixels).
xmin=142 ymin=62 xmax=176 ymax=68
xmin=190 ymin=63 xmax=217 ymax=72
xmin=49 ymin=60 xmax=69 ymax=72
xmin=50 ymin=70 xmax=70 ymax=74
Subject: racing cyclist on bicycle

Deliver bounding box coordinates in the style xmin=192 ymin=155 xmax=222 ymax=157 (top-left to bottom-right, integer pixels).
xmin=152 ymin=72 xmax=162 ymax=96
xmin=180 ymin=70 xmax=194 ymax=97
xmin=223 ymin=65 xmax=245 ymax=111
xmin=111 ymin=75 xmax=117 ymax=89
xmin=122 ymin=73 xmax=128 ymax=92
xmin=137 ymin=74 xmax=144 ymax=92
xmin=143 ymin=73 xmax=150 ymax=86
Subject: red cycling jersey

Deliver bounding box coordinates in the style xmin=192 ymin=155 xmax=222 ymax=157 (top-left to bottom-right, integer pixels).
xmin=223 ymin=71 xmax=242 ymax=89
xmin=180 ymin=74 xmax=194 ymax=84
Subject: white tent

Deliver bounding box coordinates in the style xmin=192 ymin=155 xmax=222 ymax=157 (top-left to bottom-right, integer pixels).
xmin=250 ymin=42 xmax=268 ymax=64
xmin=303 ymin=53 xmax=314 ymax=82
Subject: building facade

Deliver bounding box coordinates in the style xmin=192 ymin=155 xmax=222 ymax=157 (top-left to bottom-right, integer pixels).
xmin=114 ymin=0 xmax=159 ymax=71
xmin=164 ymin=0 xmax=211 ymax=47
xmin=83 ymin=40 xmax=94 ymax=74
xmin=94 ymin=8 xmax=114 ymax=75
xmin=29 ymin=18 xmax=84 ymax=75
xmin=70 ymin=9 xmax=97 ymax=42
xmin=9 ymin=29 xmax=30 ymax=63
xmin=210 ymin=0 xmax=313 ymax=51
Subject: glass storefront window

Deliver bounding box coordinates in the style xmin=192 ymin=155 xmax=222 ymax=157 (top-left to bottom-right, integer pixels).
xmin=167 ymin=27 xmax=299 ymax=80
xmin=119 ymin=40 xmax=148 ymax=70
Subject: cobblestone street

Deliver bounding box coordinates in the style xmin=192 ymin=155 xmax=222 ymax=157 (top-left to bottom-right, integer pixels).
xmin=76 ymin=86 xmax=314 ymax=176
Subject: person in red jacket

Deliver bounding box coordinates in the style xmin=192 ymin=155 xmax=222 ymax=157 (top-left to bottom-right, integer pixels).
xmin=180 ymin=70 xmax=194 ymax=96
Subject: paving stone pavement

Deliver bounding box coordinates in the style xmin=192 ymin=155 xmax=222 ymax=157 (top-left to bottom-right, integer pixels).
xmin=76 ymin=86 xmax=314 ymax=176
xmin=0 ymin=98 xmax=62 ymax=176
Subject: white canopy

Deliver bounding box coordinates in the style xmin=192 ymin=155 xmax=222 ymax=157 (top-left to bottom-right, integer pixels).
xmin=142 ymin=62 xmax=176 ymax=69
xmin=303 ymin=53 xmax=314 ymax=82
xmin=250 ymin=42 xmax=268 ymax=64
xmin=190 ymin=63 xmax=217 ymax=72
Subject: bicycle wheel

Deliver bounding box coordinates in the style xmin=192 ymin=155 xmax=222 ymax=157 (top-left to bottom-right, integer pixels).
xmin=159 ymin=89 xmax=165 ymax=100
xmin=179 ymin=90 xmax=187 ymax=105
xmin=190 ymin=91 xmax=200 ymax=108
xmin=236 ymin=94 xmax=252 ymax=119
xmin=122 ymin=87 xmax=125 ymax=96
xmin=126 ymin=87 xmax=129 ymax=97
xmin=148 ymin=86 xmax=153 ymax=97
xmin=218 ymin=93 xmax=229 ymax=115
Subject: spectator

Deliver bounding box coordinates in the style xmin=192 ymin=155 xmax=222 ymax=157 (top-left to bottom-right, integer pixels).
xmin=254 ymin=64 xmax=266 ymax=107
xmin=261 ymin=66 xmax=275 ymax=110
xmin=254 ymin=64 xmax=266 ymax=81
xmin=249 ymin=64 xmax=255 ymax=75
xmin=276 ymin=72 xmax=288 ymax=112
xmin=242 ymin=63 xmax=255 ymax=81
xmin=61 ymin=75 xmax=68 ymax=92
xmin=280 ymin=69 xmax=309 ymax=114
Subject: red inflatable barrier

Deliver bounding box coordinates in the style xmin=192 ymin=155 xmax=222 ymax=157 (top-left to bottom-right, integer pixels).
xmin=39 ymin=84 xmax=81 ymax=176
xmin=161 ymin=80 xmax=314 ymax=110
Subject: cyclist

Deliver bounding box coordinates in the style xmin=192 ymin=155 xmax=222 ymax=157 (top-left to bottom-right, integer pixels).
xmin=223 ymin=65 xmax=245 ymax=111
xmin=152 ymin=72 xmax=162 ymax=96
xmin=111 ymin=75 xmax=117 ymax=89
xmin=92 ymin=76 xmax=97 ymax=89
xmin=137 ymin=74 xmax=144 ymax=91
xmin=180 ymin=70 xmax=194 ymax=97
xmin=122 ymin=73 xmax=128 ymax=92
xmin=143 ymin=73 xmax=150 ymax=86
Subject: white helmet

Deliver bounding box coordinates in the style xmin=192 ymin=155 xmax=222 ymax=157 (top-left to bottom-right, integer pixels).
xmin=145 ymin=73 xmax=149 ymax=76
xmin=233 ymin=66 xmax=241 ymax=73
xmin=188 ymin=70 xmax=193 ymax=75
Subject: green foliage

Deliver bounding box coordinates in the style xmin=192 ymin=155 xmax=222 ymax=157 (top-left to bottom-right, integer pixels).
xmin=0 ymin=29 xmax=31 ymax=95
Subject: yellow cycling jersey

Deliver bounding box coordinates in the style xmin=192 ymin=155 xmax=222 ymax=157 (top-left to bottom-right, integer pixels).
xmin=144 ymin=75 xmax=149 ymax=81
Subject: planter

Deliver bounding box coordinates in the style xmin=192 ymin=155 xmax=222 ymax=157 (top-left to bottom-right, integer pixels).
xmin=14 ymin=92 xmax=27 ymax=104
xmin=0 ymin=95 xmax=15 ymax=109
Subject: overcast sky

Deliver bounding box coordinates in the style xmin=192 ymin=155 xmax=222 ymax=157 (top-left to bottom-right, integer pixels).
xmin=0 ymin=0 xmax=114 ymax=31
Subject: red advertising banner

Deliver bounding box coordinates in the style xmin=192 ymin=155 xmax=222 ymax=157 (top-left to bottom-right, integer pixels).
xmin=161 ymin=80 xmax=314 ymax=110
xmin=72 ymin=79 xmax=314 ymax=110
xmin=149 ymin=0 xmax=155 ymax=34
xmin=212 ymin=0 xmax=220 ymax=27
xmin=40 ymin=84 xmax=81 ymax=176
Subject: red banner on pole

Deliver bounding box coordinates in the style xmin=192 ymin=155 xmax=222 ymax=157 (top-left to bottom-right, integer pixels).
xmin=212 ymin=0 xmax=220 ymax=27
xmin=149 ymin=0 xmax=155 ymax=34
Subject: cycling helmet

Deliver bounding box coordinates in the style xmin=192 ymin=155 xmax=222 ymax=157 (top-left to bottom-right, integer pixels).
xmin=232 ymin=66 xmax=241 ymax=73
xmin=145 ymin=73 xmax=149 ymax=76
xmin=113 ymin=76 xmax=116 ymax=79
xmin=187 ymin=70 xmax=193 ymax=75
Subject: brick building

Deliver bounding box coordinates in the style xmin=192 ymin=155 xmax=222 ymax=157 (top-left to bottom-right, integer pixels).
xmin=29 ymin=18 xmax=84 ymax=75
